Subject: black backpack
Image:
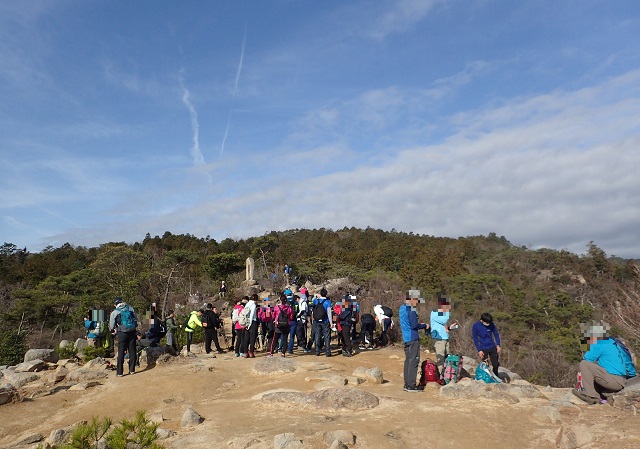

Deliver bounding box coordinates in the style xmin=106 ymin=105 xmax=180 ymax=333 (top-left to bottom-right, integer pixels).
xmin=276 ymin=305 xmax=290 ymax=329
xmin=313 ymin=298 xmax=329 ymax=321
xmin=381 ymin=305 xmax=394 ymax=318
xmin=182 ymin=314 xmax=192 ymax=330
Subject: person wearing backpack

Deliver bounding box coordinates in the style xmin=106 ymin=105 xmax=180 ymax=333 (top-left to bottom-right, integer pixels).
xmin=373 ymin=303 xmax=393 ymax=347
xmin=400 ymin=292 xmax=429 ymax=392
xmin=359 ymin=311 xmax=376 ymax=350
xmin=109 ymin=297 xmax=139 ymax=377
xmin=270 ymin=294 xmax=294 ymax=357
xmin=572 ymin=323 xmax=637 ymax=405
xmin=311 ymin=288 xmax=333 ymax=357
xmin=472 ymin=312 xmax=502 ymax=377
xmin=232 ymin=298 xmax=247 ymax=357
xmin=258 ymin=297 xmax=275 ymax=353
xmin=184 ymin=309 xmax=204 ymax=354
xmin=286 ymin=292 xmax=299 ymax=354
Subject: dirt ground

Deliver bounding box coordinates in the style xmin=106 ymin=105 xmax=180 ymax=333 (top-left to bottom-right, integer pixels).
xmin=1 ymin=342 xmax=639 ymax=449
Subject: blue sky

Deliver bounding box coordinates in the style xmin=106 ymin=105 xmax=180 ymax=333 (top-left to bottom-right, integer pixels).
xmin=1 ymin=0 xmax=639 ymax=258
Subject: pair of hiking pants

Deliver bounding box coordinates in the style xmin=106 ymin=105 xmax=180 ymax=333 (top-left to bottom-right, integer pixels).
xmin=404 ymin=340 xmax=421 ymax=387
xmin=116 ymin=330 xmax=137 ymax=375
xmin=580 ymin=359 xmax=626 ymax=400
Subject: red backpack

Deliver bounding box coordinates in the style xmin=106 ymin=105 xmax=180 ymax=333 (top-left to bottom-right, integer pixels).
xmin=419 ymin=359 xmax=443 ymax=386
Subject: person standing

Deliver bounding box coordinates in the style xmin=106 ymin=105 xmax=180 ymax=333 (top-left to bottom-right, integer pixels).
xmin=202 ymin=304 xmax=220 ymax=356
xmin=184 ymin=309 xmax=204 ymax=354
xmin=84 ymin=313 xmax=102 ymax=348
xmin=472 ymin=312 xmax=502 ymax=377
xmin=219 ymin=281 xmax=227 ymax=298
xmin=271 ymin=294 xmax=294 ymax=357
xmin=359 ymin=311 xmax=376 ymax=350
xmin=296 ymin=293 xmax=309 ymax=351
xmin=339 ymin=295 xmax=356 ymax=357
xmin=258 ymin=298 xmax=275 ymax=352
xmin=109 ymin=297 xmax=138 ymax=377
xmin=430 ymin=297 xmax=456 ymax=375
xmin=400 ymin=293 xmax=428 ymax=392
xmin=311 ymin=288 xmax=333 ymax=357
xmin=242 ymin=294 xmax=259 ymax=358
xmin=165 ymin=310 xmax=179 ymax=353
xmin=233 ymin=298 xmax=247 ymax=357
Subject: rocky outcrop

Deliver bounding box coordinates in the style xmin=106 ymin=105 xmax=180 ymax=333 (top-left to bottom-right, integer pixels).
xmin=262 ymin=387 xmax=379 ymax=411
xmin=439 ymin=378 xmax=546 ymax=403
xmin=252 ymin=357 xmax=297 ymax=375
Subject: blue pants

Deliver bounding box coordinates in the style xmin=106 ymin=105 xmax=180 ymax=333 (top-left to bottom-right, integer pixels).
xmin=287 ymin=320 xmax=297 ymax=352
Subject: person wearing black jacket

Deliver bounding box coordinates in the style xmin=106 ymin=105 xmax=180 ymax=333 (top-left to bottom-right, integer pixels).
xmin=203 ymin=303 xmax=224 ymax=355
xmin=339 ymin=295 xmax=356 ymax=357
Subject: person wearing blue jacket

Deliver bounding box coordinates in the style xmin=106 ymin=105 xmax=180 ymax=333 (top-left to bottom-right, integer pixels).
xmin=472 ymin=312 xmax=502 ymax=376
xmin=430 ymin=297 xmax=457 ymax=375
xmin=573 ymin=323 xmax=637 ymax=404
xmin=400 ymin=293 xmax=429 ymax=392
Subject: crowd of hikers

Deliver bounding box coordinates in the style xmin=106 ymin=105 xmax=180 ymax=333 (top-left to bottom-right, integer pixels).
xmin=83 ymin=286 xmax=636 ymax=401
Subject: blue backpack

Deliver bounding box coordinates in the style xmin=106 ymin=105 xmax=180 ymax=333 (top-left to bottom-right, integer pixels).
xmin=117 ymin=307 xmax=137 ymax=331
xmin=475 ymin=362 xmax=502 ymax=384
xmin=611 ymin=337 xmax=637 ymax=378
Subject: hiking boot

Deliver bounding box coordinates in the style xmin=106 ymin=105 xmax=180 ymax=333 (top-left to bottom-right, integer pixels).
xmin=116 ymin=374 xmax=124 ymax=378
xmin=316 ymin=352 xmax=321 ymax=356
xmin=571 ymin=388 xmax=598 ymax=405
xmin=404 ymin=385 xmax=422 ymax=392
xmin=217 ymin=350 xmax=225 ymax=354
xmin=358 ymin=345 xmax=366 ymax=350
xmin=281 ymin=353 xmax=286 ymax=358
xmin=326 ymin=353 xmax=332 ymax=357
xmin=244 ymin=353 xmax=250 ymax=358
xmin=249 ymin=352 xmax=255 ymax=358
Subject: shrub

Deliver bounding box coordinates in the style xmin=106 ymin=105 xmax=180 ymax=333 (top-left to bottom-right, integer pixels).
xmin=82 ymin=345 xmax=106 ymax=362
xmin=56 ymin=344 xmax=77 ymax=360
xmin=0 ymin=327 xmax=27 ymax=366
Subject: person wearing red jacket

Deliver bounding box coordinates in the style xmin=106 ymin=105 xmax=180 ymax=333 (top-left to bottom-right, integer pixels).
xmin=270 ymin=294 xmax=294 ymax=357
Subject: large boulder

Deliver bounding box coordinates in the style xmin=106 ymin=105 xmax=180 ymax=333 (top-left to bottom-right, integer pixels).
xmin=1 ymin=371 xmax=39 ymax=388
xmin=74 ymin=338 xmax=89 ymax=353
xmin=24 ymin=349 xmax=58 ymax=363
xmin=67 ymin=369 xmax=108 ymax=382
xmin=439 ymin=379 xmax=545 ymax=404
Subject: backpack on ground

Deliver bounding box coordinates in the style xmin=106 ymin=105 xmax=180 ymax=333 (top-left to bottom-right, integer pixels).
xmin=475 ymin=362 xmax=502 ymax=384
xmin=419 ymin=359 xmax=442 ymax=386
xmin=313 ymin=299 xmax=328 ymax=321
xmin=238 ymin=307 xmax=251 ymax=328
xmin=117 ymin=308 xmax=137 ymax=332
xmin=276 ymin=305 xmax=290 ymax=330
xmin=381 ymin=305 xmax=394 ymax=318
xmin=443 ymin=354 xmax=463 ymax=384
xmin=611 ymin=337 xmax=637 ymax=378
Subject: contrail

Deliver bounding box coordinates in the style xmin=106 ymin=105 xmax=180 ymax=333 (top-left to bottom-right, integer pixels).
xmin=220 ymin=25 xmax=247 ymax=156
xmin=179 ymin=70 xmax=205 ymax=166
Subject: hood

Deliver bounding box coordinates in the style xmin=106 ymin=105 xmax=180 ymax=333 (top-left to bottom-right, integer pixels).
xmin=116 ymin=302 xmax=128 ymax=310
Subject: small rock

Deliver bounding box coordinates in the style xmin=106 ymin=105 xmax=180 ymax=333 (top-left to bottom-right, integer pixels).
xmin=83 ymin=357 xmax=107 ymax=370
xmin=48 ymin=428 xmax=71 ymax=446
xmin=273 ymin=433 xmax=303 ymax=449
xmin=322 ymin=430 xmax=356 ymax=445
xmin=0 ymin=385 xmax=17 ymax=405
xmin=181 ymin=407 xmax=204 ymax=427
xmin=148 ymin=412 xmax=164 ymax=424
xmin=352 ymin=367 xmax=383 ymax=384
xmin=155 ymin=428 xmax=176 ymax=440
xmin=329 ymin=440 xmax=348 ymax=449
xmin=389 ymin=355 xmax=401 ymax=360
xmin=15 ymin=359 xmax=46 ymax=373
xmin=68 ymin=381 xmax=101 ymax=391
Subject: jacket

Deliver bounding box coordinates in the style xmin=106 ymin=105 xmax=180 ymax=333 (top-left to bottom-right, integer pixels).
xmin=584 ymin=338 xmax=637 ymax=378
xmin=472 ymin=321 xmax=501 ymax=351
xmin=399 ymin=304 xmax=427 ymax=343
xmin=165 ymin=316 xmax=178 ymax=333
xmin=274 ymin=304 xmax=294 ymax=331
xmin=232 ymin=304 xmax=244 ymax=330
xmin=184 ymin=311 xmax=203 ymax=333
xmin=430 ymin=310 xmax=450 ymax=340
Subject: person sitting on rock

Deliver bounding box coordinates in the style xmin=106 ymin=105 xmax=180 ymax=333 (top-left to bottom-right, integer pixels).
xmin=572 ymin=323 xmax=637 ymax=405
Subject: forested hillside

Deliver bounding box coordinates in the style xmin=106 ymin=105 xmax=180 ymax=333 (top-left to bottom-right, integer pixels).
xmin=1 ymin=228 xmax=638 ymax=387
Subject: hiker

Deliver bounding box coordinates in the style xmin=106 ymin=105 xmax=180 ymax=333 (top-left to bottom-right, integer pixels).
xmin=165 ymin=310 xmax=179 ymax=352
xmin=258 ymin=297 xmax=275 ymax=352
xmin=230 ymin=298 xmax=241 ymax=350
xmin=232 ymin=298 xmax=247 ymax=357
xmin=184 ymin=309 xmax=204 ymax=354
xmin=373 ymin=303 xmax=392 ymax=347
xmin=339 ymin=295 xmax=356 ymax=357
xmin=472 ymin=312 xmax=502 ymax=377
xmin=311 ymin=288 xmax=333 ymax=357
xmin=333 ymin=297 xmax=344 ymax=348
xmin=351 ymin=300 xmax=360 ymax=341
xmin=270 ymin=294 xmax=294 ymax=357
xmin=400 ymin=292 xmax=429 ymax=392
xmin=203 ymin=303 xmax=223 ymax=355
xmin=296 ymin=293 xmax=309 ymax=352
xmin=572 ymin=323 xmax=637 ymax=405
xmin=109 ymin=297 xmax=139 ymax=377
xmin=219 ymin=280 xmax=227 ymax=298
xmin=430 ymin=297 xmax=457 ymax=375
xmin=359 ymin=311 xmax=376 ymax=350
xmin=242 ymin=294 xmax=259 ymax=358
xmin=286 ymin=293 xmax=298 ymax=354
xmin=84 ymin=313 xmax=102 ymax=347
